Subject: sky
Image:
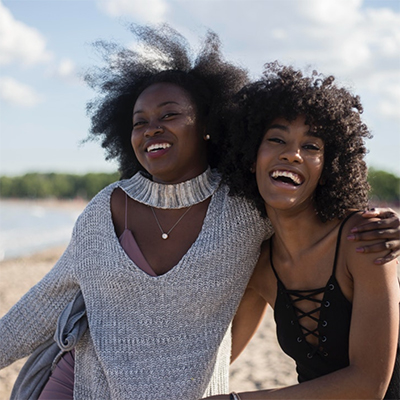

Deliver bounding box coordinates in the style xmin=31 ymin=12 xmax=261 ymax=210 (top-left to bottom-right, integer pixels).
xmin=0 ymin=0 xmax=399 ymax=177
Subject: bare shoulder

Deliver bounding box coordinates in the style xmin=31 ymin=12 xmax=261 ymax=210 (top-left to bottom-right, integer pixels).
xmin=344 ymin=210 xmax=381 ymax=233
xmin=341 ymin=211 xmax=377 ymax=234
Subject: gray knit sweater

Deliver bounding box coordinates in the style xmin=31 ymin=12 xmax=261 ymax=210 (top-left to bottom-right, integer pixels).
xmin=0 ymin=172 xmax=272 ymax=400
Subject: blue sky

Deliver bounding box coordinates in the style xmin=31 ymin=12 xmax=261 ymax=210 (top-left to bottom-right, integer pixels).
xmin=1 ymin=0 xmax=399 ymax=176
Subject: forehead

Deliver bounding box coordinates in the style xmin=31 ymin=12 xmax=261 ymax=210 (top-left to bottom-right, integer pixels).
xmin=134 ymin=82 xmax=194 ymax=110
xmin=267 ymin=116 xmax=322 ymax=138
xmin=267 ymin=116 xmax=308 ymax=131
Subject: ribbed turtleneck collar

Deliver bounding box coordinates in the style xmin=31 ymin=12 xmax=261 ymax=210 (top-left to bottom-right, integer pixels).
xmin=118 ymin=167 xmax=221 ymax=209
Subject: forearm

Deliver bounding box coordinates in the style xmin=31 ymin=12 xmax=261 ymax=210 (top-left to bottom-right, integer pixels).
xmin=205 ymin=365 xmax=385 ymax=399
xmin=239 ymin=364 xmax=386 ymax=399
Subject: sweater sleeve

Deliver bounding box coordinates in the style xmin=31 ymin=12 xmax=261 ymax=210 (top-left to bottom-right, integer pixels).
xmin=0 ymin=223 xmax=81 ymax=369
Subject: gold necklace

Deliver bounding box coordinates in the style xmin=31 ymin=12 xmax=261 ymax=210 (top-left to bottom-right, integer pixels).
xmin=150 ymin=206 xmax=193 ymax=240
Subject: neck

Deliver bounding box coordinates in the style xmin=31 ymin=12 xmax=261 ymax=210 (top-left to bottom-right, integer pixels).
xmin=266 ymin=204 xmax=338 ymax=260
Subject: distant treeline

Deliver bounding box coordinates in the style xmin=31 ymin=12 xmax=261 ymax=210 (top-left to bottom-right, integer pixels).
xmin=368 ymin=168 xmax=400 ymax=206
xmin=0 ymin=168 xmax=399 ymax=204
xmin=0 ymin=172 xmax=120 ymax=200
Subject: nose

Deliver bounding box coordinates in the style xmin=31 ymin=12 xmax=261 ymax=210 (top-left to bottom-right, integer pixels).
xmin=279 ymin=145 xmax=303 ymax=163
xmin=145 ymin=123 xmax=163 ymax=137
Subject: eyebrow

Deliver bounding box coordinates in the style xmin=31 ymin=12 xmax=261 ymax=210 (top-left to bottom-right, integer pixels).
xmin=267 ymin=123 xmax=289 ymax=132
xmin=133 ymin=101 xmax=180 ymax=115
xmin=267 ymin=123 xmax=321 ymax=138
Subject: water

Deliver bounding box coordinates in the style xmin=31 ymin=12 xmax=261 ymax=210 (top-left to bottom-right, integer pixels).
xmin=0 ymin=200 xmax=86 ymax=261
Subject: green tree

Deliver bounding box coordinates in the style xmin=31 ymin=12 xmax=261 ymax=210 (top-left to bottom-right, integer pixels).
xmin=79 ymin=172 xmax=120 ymax=199
xmin=368 ymin=168 xmax=400 ymax=205
xmin=15 ymin=173 xmax=53 ymax=198
xmin=0 ymin=172 xmax=120 ymax=200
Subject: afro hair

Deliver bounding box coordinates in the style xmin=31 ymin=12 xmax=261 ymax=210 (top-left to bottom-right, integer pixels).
xmin=221 ymin=62 xmax=371 ymax=222
xmin=84 ymin=23 xmax=249 ymax=179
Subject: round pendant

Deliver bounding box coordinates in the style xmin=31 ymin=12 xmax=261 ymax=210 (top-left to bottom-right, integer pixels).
xmin=162 ymin=233 xmax=169 ymax=240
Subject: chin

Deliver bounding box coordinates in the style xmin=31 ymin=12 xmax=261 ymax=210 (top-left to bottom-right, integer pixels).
xmin=262 ymin=195 xmax=296 ymax=209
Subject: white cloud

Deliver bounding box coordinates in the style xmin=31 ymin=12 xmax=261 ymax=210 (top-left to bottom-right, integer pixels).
xmin=49 ymin=58 xmax=83 ymax=84
xmin=264 ymin=0 xmax=399 ymax=77
xmin=297 ymin=0 xmax=363 ymax=26
xmin=179 ymin=0 xmax=399 ymax=75
xmin=57 ymin=59 xmax=75 ymax=78
xmin=363 ymin=70 xmax=400 ymax=122
xmin=97 ymin=0 xmax=168 ymax=22
xmin=0 ymin=1 xmax=52 ymax=66
xmin=378 ymin=99 xmax=400 ymax=120
xmin=0 ymin=77 xmax=43 ymax=107
xmin=160 ymin=0 xmax=400 ymax=129
xmin=271 ymin=29 xmax=287 ymax=40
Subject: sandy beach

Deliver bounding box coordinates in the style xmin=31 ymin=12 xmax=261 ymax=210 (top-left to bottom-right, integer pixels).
xmin=1 ymin=245 xmax=398 ymax=398
xmin=0 ymin=245 xmax=298 ymax=398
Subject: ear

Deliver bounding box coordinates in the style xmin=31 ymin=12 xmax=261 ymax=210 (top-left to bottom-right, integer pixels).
xmin=250 ymin=163 xmax=256 ymax=173
xmin=319 ymin=174 xmax=326 ymax=185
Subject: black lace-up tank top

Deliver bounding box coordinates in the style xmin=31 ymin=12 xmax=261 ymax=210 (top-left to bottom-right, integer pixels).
xmin=271 ymin=212 xmax=400 ymax=399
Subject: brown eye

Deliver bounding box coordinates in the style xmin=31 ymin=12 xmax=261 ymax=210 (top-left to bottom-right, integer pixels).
xmin=303 ymin=144 xmax=320 ymax=151
xmin=268 ymin=138 xmax=285 ymax=144
xmin=133 ymin=120 xmax=146 ymax=129
xmin=162 ymin=113 xmax=178 ymax=118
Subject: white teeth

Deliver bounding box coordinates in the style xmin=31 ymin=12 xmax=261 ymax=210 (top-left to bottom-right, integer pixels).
xmin=146 ymin=143 xmax=171 ymax=152
xmin=271 ymin=170 xmax=302 ymax=185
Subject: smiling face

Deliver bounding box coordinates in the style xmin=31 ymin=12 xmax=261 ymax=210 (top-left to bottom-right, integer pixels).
xmin=131 ymin=82 xmax=208 ymax=184
xmin=255 ymin=115 xmax=325 ymax=215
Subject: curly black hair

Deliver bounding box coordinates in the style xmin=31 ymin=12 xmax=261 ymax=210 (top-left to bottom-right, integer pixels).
xmin=84 ymin=23 xmax=249 ymax=179
xmin=221 ymin=62 xmax=371 ymax=222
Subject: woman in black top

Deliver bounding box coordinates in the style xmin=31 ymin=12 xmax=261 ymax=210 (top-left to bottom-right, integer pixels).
xmin=205 ymin=63 xmax=400 ymax=399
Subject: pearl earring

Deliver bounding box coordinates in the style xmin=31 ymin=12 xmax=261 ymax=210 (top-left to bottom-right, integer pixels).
xmin=203 ymin=134 xmax=211 ymax=141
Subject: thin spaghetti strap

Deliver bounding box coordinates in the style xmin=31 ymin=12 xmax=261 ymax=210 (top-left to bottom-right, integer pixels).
xmin=124 ymin=193 xmax=128 ymax=230
xmin=332 ymin=211 xmax=360 ymax=275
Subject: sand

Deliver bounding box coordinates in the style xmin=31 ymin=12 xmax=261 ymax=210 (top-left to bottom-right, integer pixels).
xmin=1 ymin=246 xmax=399 ymax=398
xmin=0 ymin=245 xmax=298 ymax=398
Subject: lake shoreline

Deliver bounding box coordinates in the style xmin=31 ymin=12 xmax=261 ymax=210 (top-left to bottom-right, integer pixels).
xmin=0 ymin=197 xmax=88 ymax=210
xmin=0 ymin=199 xmax=87 ymax=261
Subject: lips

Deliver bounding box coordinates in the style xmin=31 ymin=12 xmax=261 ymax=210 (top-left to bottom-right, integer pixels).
xmin=270 ymin=169 xmax=304 ymax=186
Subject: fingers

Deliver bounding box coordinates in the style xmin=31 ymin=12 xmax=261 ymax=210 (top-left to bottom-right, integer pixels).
xmin=374 ymin=251 xmax=400 ymax=265
xmin=349 ymin=208 xmax=400 ymax=264
xmin=355 ymin=240 xmax=400 ymax=264
xmin=348 ymin=228 xmax=399 ymax=242
xmin=361 ymin=207 xmax=396 ymax=220
xmin=351 ymin=217 xmax=400 ymax=234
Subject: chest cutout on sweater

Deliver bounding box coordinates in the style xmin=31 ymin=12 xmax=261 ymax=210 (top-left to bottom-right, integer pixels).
xmin=111 ymin=188 xmax=211 ymax=275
